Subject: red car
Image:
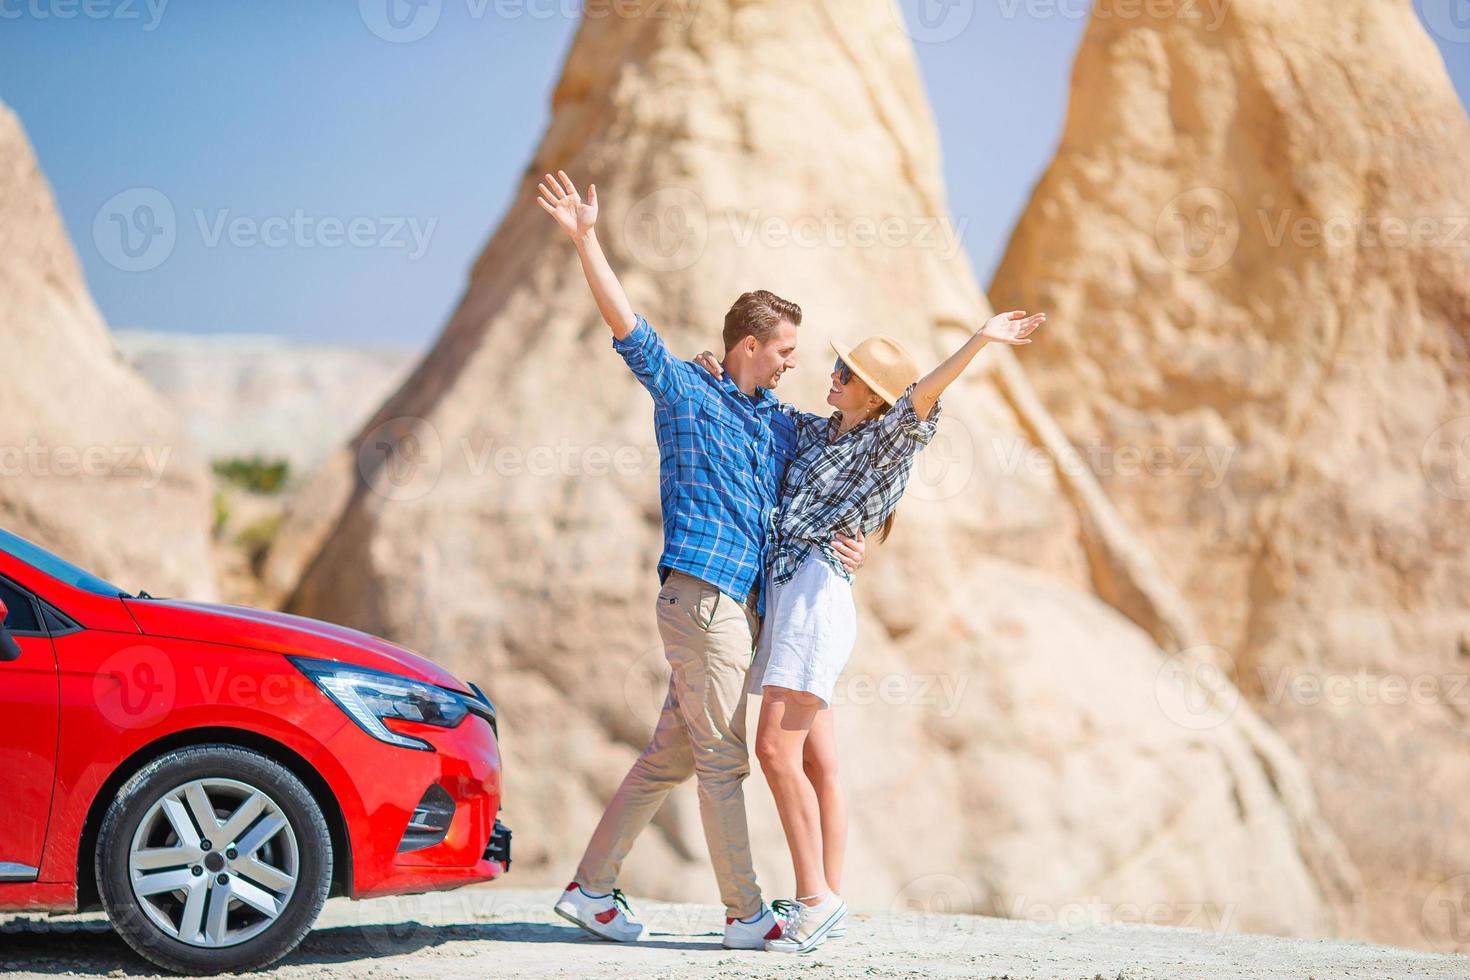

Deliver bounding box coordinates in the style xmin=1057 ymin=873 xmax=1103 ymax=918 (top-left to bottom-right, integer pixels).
xmin=0 ymin=528 xmax=510 ymax=974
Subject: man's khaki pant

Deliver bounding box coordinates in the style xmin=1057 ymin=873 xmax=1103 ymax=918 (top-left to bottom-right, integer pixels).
xmin=573 ymin=570 xmax=763 ymax=919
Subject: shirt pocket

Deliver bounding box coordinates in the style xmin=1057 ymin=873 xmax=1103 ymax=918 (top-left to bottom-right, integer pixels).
xmin=698 ymin=404 xmax=754 ymax=467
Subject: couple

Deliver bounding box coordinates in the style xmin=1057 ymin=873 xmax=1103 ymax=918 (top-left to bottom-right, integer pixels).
xmin=538 ymin=171 xmax=1044 ymax=954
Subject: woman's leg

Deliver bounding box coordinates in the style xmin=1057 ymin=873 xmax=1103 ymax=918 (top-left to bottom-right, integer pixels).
xmin=802 ymin=706 xmax=846 ymax=893
xmin=754 ymin=686 xmax=828 ymax=901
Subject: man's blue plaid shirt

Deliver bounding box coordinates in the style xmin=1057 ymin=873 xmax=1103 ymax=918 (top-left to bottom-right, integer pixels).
xmin=613 ymin=316 xmax=799 ymax=616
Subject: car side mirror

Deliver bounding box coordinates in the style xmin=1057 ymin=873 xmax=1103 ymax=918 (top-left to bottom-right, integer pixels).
xmin=0 ymin=598 xmax=20 ymax=662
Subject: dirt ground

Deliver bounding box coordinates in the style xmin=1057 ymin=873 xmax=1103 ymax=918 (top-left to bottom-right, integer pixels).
xmin=2 ymin=886 xmax=1466 ymax=979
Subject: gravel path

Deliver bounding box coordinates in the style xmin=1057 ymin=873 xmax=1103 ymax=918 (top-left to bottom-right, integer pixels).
xmin=3 ymin=886 xmax=1465 ymax=978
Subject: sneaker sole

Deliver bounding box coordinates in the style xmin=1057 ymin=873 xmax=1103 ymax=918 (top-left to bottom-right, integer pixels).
xmin=553 ymin=903 xmax=642 ymax=943
xmin=721 ymin=937 xmax=770 ymax=950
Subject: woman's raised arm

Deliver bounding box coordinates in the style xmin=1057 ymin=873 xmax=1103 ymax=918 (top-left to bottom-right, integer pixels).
xmin=909 ymin=310 xmax=1046 ymax=420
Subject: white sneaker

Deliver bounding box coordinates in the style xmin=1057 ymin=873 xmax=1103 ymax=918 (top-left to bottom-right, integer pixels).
xmin=553 ymin=882 xmax=645 ymax=942
xmin=722 ymin=899 xmax=797 ymax=949
xmin=765 ymin=894 xmax=847 ymax=953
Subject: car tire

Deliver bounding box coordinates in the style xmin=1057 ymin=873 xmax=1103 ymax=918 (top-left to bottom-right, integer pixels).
xmin=95 ymin=743 xmax=332 ymax=975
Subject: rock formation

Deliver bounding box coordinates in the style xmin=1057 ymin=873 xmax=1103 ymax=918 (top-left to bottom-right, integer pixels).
xmin=0 ymin=102 xmax=216 ymax=600
xmin=284 ymin=0 xmax=1359 ymax=937
xmin=990 ymin=0 xmax=1470 ymax=949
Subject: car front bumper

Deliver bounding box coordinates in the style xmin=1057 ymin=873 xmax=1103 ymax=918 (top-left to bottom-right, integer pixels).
xmin=484 ymin=818 xmax=512 ymax=871
xmin=322 ymin=708 xmax=509 ymax=899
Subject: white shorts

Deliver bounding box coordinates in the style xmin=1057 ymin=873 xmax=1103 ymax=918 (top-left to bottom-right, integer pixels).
xmin=750 ymin=553 xmax=857 ymax=707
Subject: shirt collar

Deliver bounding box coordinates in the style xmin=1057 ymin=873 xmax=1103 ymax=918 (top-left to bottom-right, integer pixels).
xmin=715 ymin=373 xmax=778 ymax=411
xmin=826 ymin=410 xmax=871 ymax=442
xmin=750 ymin=385 xmax=780 ymax=411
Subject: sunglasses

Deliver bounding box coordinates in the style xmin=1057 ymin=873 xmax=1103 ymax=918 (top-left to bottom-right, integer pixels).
xmin=833 ymin=358 xmax=853 ymax=385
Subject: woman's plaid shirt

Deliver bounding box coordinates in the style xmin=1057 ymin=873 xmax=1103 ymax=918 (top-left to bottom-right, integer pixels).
xmin=768 ymin=383 xmax=942 ymax=588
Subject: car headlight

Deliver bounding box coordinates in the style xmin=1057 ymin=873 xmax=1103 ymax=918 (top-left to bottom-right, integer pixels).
xmin=291 ymin=657 xmax=469 ymax=751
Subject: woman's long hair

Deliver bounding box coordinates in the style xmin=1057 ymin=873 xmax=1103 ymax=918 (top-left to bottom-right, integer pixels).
xmin=870 ymin=399 xmax=897 ymax=544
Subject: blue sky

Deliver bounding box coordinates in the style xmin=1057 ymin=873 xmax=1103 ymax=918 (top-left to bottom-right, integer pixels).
xmin=1 ymin=1 xmax=1466 ymax=346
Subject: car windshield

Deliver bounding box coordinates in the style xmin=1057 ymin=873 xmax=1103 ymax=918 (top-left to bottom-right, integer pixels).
xmin=0 ymin=528 xmax=127 ymax=596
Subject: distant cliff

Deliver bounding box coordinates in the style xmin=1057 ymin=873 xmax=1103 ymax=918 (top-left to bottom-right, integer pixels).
xmin=115 ymin=329 xmax=415 ymax=473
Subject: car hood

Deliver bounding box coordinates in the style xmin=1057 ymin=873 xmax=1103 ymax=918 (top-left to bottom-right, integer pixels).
xmin=121 ymin=598 xmax=471 ymax=693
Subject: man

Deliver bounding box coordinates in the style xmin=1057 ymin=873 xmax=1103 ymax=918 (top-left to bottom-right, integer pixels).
xmin=535 ymin=171 xmax=864 ymax=948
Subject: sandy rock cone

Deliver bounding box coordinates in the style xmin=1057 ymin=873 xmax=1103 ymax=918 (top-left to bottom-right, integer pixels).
xmin=991 ymin=0 xmax=1470 ymax=949
xmin=0 ymin=101 xmax=215 ymax=600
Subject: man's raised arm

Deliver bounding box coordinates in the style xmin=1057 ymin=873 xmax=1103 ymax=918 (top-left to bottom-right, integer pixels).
xmin=536 ymin=170 xmax=637 ymax=339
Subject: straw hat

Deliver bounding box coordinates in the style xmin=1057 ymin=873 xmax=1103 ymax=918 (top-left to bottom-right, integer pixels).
xmin=830 ymin=335 xmax=919 ymax=406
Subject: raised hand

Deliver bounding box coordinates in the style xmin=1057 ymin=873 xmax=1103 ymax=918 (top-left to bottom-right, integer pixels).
xmin=537 ymin=172 xmax=635 ymax=337
xmin=692 ymin=349 xmax=723 ymax=378
xmin=909 ymin=309 xmax=1047 ymax=419
xmin=536 ymin=170 xmax=598 ymax=239
xmin=979 ymin=310 xmax=1047 ymax=346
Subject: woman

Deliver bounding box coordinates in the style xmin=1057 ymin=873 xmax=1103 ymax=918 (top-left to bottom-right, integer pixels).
xmin=696 ymin=309 xmax=1045 ymax=953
